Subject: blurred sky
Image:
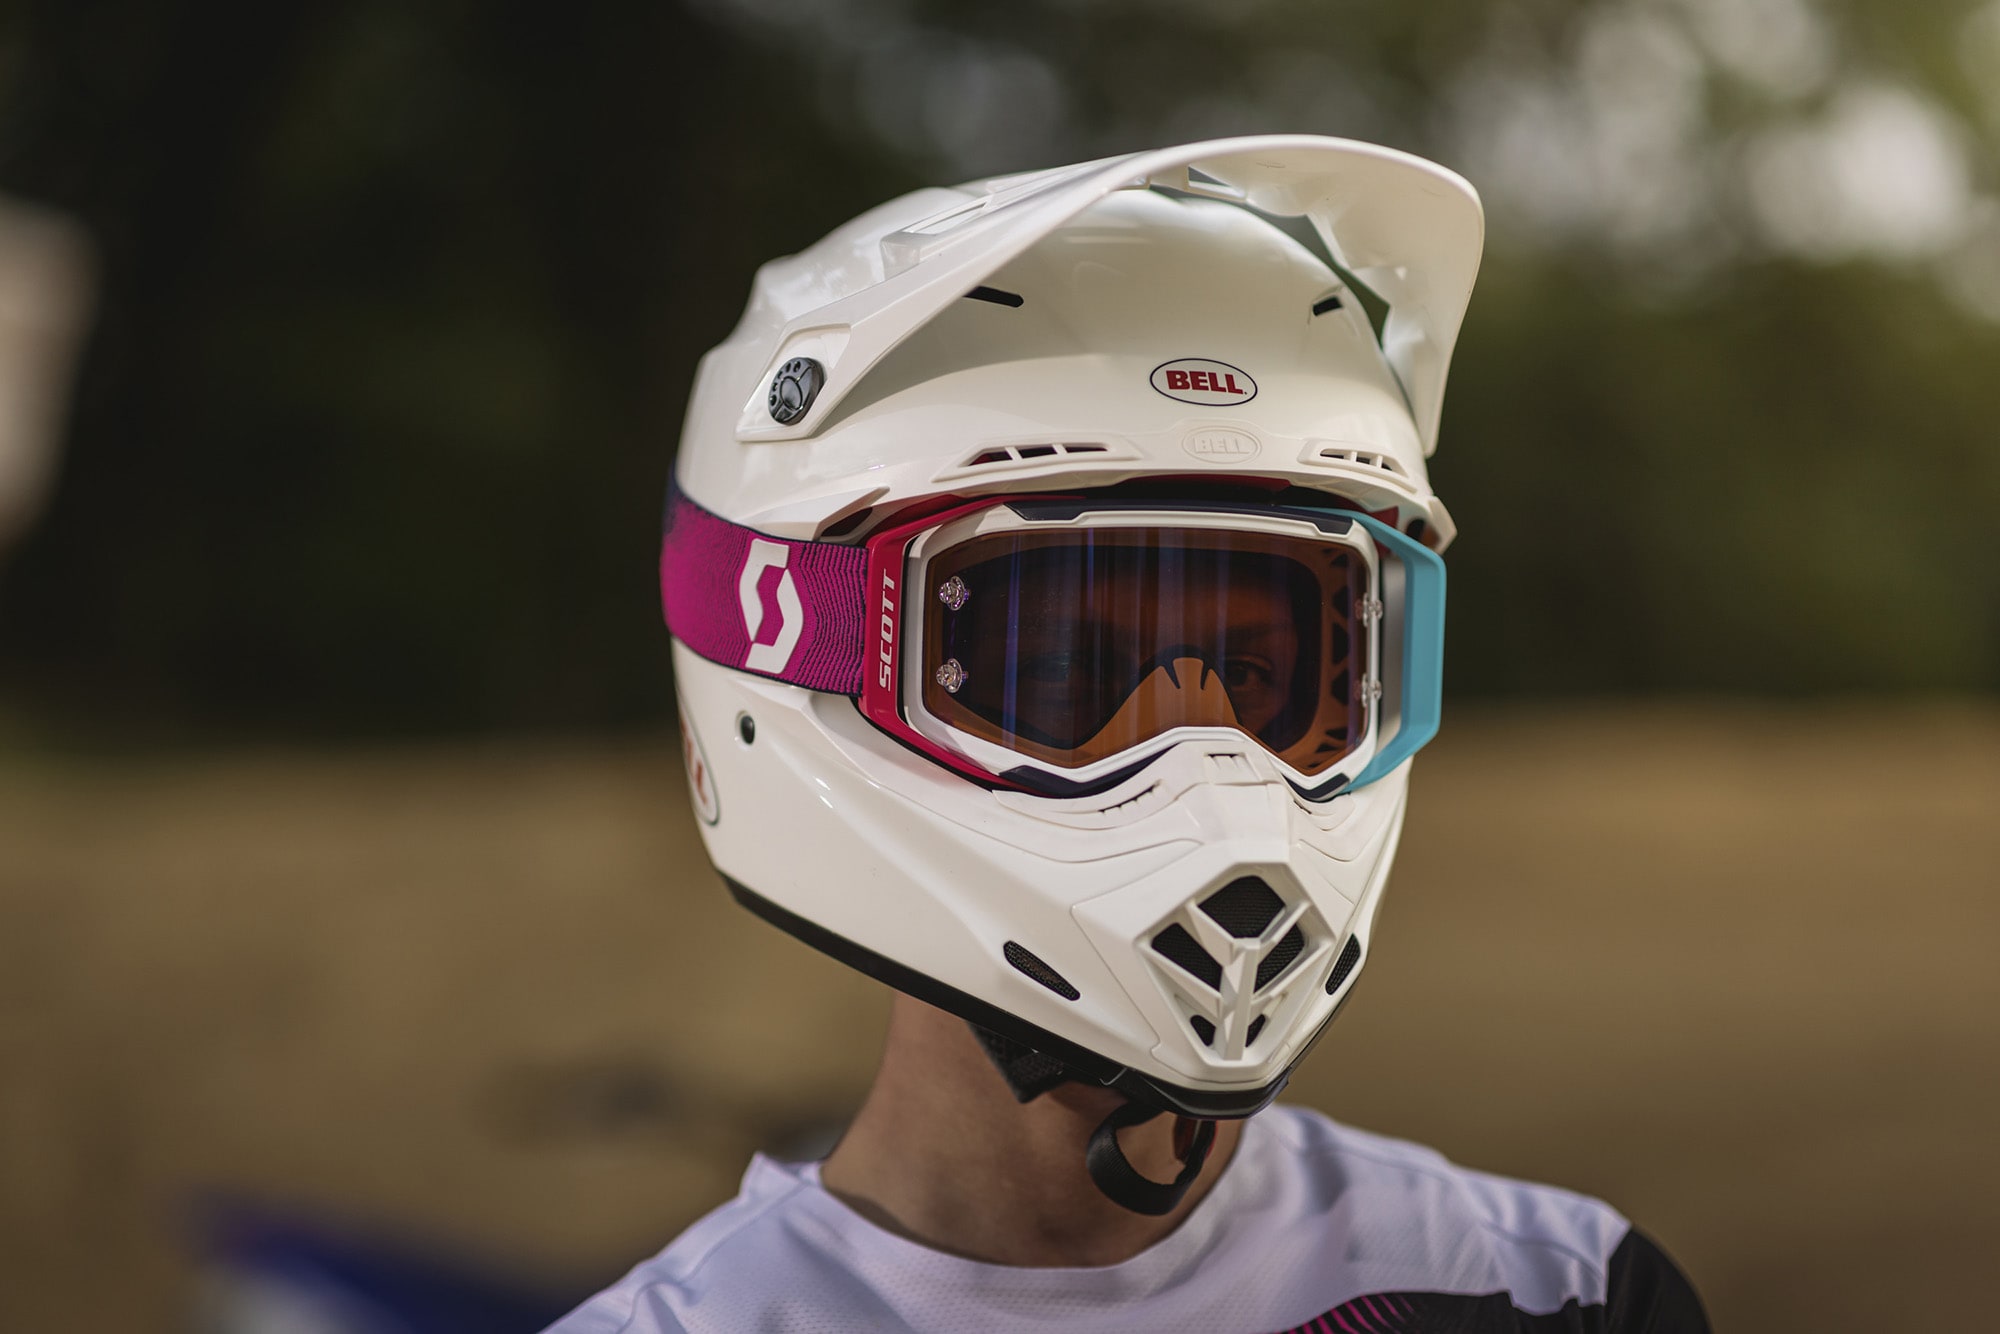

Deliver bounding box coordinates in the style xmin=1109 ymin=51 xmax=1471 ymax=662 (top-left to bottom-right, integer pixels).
xmin=0 ymin=0 xmax=1994 ymax=741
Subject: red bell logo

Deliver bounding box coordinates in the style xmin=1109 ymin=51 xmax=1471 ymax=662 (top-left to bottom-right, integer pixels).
xmin=678 ymin=702 xmax=720 ymax=825
xmin=1150 ymin=358 xmax=1258 ymax=406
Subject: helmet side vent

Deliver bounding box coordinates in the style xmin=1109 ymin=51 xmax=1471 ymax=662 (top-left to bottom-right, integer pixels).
xmin=1324 ymin=934 xmax=1363 ymax=995
xmin=1311 ymin=293 xmax=1345 ymax=316
xmin=1003 ymin=941 xmax=1081 ymax=1001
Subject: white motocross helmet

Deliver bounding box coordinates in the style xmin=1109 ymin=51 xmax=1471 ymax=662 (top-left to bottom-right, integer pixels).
xmin=663 ymin=136 xmax=1482 ymax=1210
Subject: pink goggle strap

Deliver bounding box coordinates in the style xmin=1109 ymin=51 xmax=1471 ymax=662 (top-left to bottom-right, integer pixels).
xmin=659 ymin=485 xmax=870 ymax=694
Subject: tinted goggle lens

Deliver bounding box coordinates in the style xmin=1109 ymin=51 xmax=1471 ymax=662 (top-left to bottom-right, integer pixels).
xmin=920 ymin=528 xmax=1368 ymax=776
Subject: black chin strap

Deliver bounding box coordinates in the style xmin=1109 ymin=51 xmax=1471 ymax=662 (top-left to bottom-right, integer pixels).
xmin=1084 ymin=1101 xmax=1218 ymax=1216
xmin=969 ymin=1022 xmax=1219 ymax=1216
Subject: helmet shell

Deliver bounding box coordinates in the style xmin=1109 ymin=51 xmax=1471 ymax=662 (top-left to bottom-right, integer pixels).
xmin=669 ymin=136 xmax=1482 ymax=1113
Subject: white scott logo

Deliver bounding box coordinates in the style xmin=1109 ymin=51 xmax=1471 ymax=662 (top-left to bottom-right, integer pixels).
xmin=877 ymin=572 xmax=897 ymax=689
xmin=1150 ymin=358 xmax=1257 ymax=406
xmin=738 ymin=538 xmax=803 ymax=674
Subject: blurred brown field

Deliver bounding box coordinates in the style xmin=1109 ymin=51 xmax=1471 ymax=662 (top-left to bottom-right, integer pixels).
xmin=3 ymin=702 xmax=1996 ymax=1332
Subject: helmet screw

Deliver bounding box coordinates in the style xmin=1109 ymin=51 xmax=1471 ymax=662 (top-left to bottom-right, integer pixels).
xmin=937 ymin=575 xmax=969 ymax=611
xmin=934 ymin=659 xmax=968 ymax=694
xmin=766 ymin=357 xmax=825 ymax=425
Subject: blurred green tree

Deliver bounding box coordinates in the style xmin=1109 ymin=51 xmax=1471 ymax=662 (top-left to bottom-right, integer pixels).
xmin=0 ymin=0 xmax=915 ymax=737
xmin=0 ymin=0 xmax=1993 ymax=742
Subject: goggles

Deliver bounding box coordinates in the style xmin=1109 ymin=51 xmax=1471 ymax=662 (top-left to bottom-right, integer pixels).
xmin=660 ymin=487 xmax=1443 ymax=798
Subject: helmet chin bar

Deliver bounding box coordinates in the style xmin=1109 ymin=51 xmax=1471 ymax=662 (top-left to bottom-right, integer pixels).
xmin=723 ymin=875 xmax=1346 ymax=1122
xmin=730 ymin=872 xmax=1368 ymax=1215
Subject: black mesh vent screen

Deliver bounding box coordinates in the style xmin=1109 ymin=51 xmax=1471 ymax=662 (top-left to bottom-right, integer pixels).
xmin=1255 ymin=926 xmax=1306 ymax=990
xmin=1324 ymin=934 xmax=1363 ymax=994
xmin=1189 ymin=1015 xmax=1216 ymax=1046
xmin=1003 ymin=941 xmax=1080 ymax=1001
xmin=1246 ymin=1015 xmax=1267 ymax=1046
xmin=1198 ymin=877 xmax=1284 ymax=938
xmin=1151 ymin=924 xmax=1222 ymax=989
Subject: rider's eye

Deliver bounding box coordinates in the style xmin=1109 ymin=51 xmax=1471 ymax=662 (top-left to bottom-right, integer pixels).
xmin=1221 ymin=658 xmax=1276 ymax=692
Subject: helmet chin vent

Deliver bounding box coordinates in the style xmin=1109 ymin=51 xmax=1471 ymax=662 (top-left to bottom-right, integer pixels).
xmin=1150 ymin=875 xmax=1321 ymax=1056
xmin=1194 ymin=876 xmax=1311 ymax=993
xmin=1185 ymin=1012 xmax=1270 ymax=1051
xmin=1197 ymin=877 xmax=1284 ymax=937
xmin=1325 ymin=934 xmax=1363 ymax=994
xmin=1254 ymin=926 xmax=1306 ymax=991
xmin=1003 ymin=941 xmax=1081 ymax=1001
xmin=1149 ymin=923 xmax=1223 ymax=990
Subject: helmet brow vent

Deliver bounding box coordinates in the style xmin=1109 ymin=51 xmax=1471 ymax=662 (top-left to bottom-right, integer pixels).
xmin=1189 ymin=1015 xmax=1216 ymax=1046
xmin=1197 ymin=877 xmax=1283 ymax=937
xmin=1004 ymin=941 xmax=1080 ymax=1001
xmin=1245 ymin=1015 xmax=1267 ymax=1045
xmin=949 ymin=441 xmax=1113 ymax=473
xmin=1149 ymin=924 xmax=1222 ymax=990
xmin=1308 ymin=445 xmax=1409 ymax=478
xmin=1324 ymin=934 xmax=1363 ymax=995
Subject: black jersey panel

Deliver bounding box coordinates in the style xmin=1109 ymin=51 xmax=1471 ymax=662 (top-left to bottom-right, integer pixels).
xmin=1602 ymin=1229 xmax=1710 ymax=1333
xmin=1269 ymin=1229 xmax=1709 ymax=1334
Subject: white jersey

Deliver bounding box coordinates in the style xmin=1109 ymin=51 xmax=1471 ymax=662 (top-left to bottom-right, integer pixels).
xmin=544 ymin=1105 xmax=1705 ymax=1334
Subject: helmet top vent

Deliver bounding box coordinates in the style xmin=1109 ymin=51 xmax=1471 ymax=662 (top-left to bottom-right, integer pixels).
xmin=963 ymin=285 xmax=1025 ymax=308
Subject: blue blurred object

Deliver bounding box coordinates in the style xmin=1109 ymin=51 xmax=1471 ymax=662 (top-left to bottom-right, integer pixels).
xmin=194 ymin=1196 xmax=580 ymax=1334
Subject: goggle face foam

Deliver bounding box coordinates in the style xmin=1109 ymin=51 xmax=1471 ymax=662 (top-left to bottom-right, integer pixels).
xmin=918 ymin=527 xmax=1369 ymax=777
